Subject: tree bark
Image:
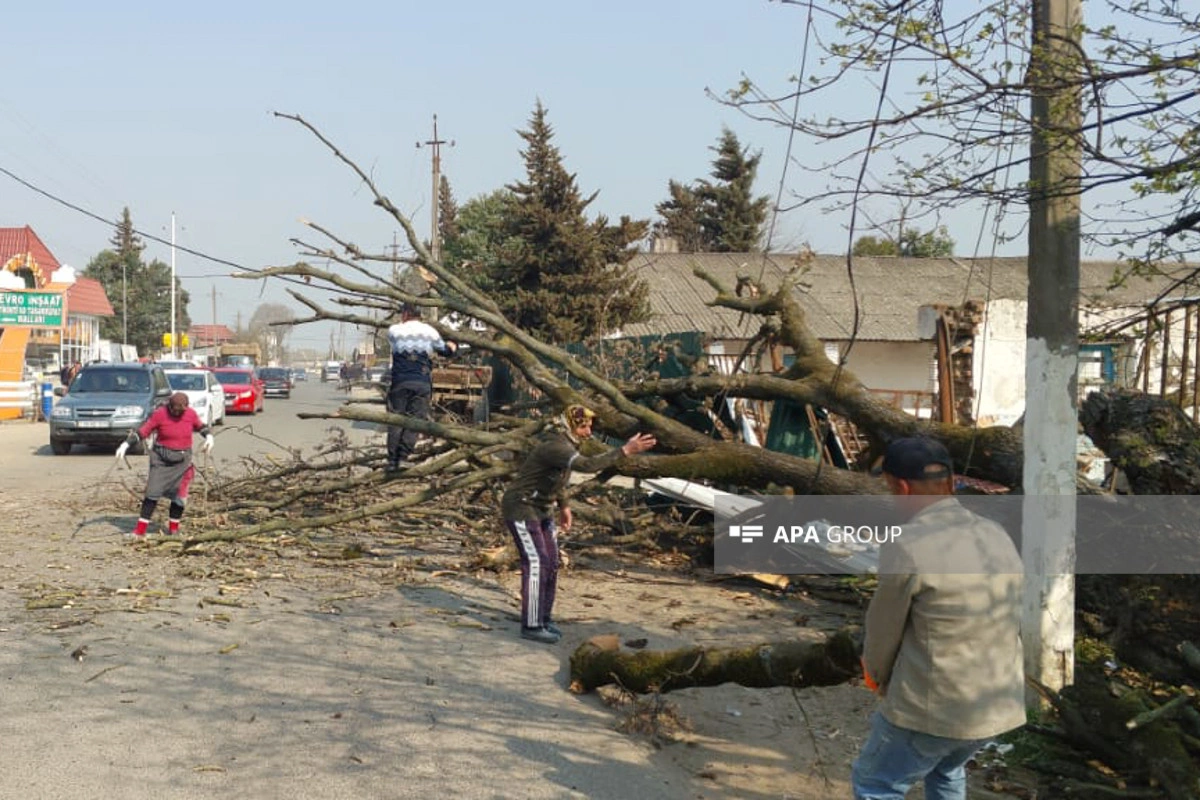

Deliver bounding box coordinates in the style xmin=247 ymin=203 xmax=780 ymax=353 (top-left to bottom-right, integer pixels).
xmin=1081 ymin=387 xmax=1200 ymax=494
xmin=567 ymin=629 xmax=859 ymax=694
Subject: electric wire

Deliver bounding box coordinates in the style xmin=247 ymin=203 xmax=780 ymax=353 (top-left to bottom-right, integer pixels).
xmin=0 ymin=162 xmax=372 ymax=308
xmin=807 ymin=4 xmax=906 ymax=491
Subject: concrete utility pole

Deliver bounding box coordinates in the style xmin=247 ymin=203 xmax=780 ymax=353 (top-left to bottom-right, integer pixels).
xmin=388 ymin=232 xmax=402 ymax=285
xmin=417 ymin=115 xmax=454 ymax=264
xmin=122 ymin=260 xmax=127 ymax=345
xmin=1023 ymin=0 xmax=1082 ymax=694
xmin=211 ymin=285 xmax=217 ymax=356
xmin=170 ymin=212 xmax=177 ymax=358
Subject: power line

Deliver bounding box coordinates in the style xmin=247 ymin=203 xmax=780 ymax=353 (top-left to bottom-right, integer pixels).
xmin=0 ymin=162 xmax=254 ymax=273
xmin=0 ymin=161 xmax=375 ymax=318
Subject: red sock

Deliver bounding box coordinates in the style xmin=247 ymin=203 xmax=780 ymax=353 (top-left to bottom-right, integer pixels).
xmin=133 ymin=518 xmax=149 ymax=536
xmin=168 ymin=520 xmax=180 ymax=535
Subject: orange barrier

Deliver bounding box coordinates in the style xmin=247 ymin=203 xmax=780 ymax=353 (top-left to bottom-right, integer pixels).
xmin=0 ymin=327 xmax=31 ymax=420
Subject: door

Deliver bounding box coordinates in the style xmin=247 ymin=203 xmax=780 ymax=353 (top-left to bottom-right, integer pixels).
xmin=207 ymin=373 xmax=224 ymax=425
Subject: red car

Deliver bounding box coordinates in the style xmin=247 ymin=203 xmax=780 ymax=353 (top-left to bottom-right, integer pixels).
xmin=212 ymin=367 xmax=265 ymax=414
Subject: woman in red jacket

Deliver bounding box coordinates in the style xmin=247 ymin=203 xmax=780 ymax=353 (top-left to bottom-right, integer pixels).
xmin=115 ymin=392 xmax=214 ymax=538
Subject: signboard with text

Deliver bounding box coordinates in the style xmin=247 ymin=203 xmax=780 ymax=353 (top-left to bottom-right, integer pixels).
xmin=0 ymin=291 xmax=64 ymax=327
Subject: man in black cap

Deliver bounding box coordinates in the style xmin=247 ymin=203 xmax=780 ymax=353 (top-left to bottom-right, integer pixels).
xmin=853 ymin=437 xmax=1025 ymax=800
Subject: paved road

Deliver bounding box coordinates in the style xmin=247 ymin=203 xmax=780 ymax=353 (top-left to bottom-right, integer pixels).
xmin=5 ymin=379 xmax=385 ymax=485
xmin=0 ymin=385 xmax=788 ymax=800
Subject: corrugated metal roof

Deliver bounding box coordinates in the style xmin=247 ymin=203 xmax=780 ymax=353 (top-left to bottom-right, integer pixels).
xmin=620 ymin=253 xmax=1192 ymax=341
xmin=0 ymin=226 xmax=61 ymax=287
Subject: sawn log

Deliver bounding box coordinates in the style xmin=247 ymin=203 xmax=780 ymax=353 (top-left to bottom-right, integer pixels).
xmin=568 ymin=629 xmax=859 ymax=694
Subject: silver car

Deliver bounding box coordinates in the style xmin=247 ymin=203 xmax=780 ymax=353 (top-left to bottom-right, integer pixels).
xmin=49 ymin=363 xmax=171 ymax=455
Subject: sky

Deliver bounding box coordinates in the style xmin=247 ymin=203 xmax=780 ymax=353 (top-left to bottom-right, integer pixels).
xmin=0 ymin=1 xmax=1078 ymax=358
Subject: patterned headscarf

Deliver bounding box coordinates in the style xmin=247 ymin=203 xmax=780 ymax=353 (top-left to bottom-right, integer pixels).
xmin=561 ymin=404 xmax=596 ymax=442
xmin=168 ymin=392 xmax=190 ymax=418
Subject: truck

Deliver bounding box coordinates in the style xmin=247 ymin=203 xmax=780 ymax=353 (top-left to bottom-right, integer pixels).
xmin=218 ymin=342 xmax=263 ymax=369
xmin=431 ymin=363 xmax=493 ymax=423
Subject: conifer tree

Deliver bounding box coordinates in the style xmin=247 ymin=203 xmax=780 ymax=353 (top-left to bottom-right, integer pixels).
xmin=437 ymin=175 xmax=459 ymax=248
xmin=85 ymin=208 xmax=190 ymax=354
xmin=653 ymin=180 xmax=705 ymax=252
xmin=109 ymin=206 xmax=145 ymax=258
xmin=493 ymin=101 xmax=648 ymax=342
xmin=656 ymin=128 xmax=770 ymax=252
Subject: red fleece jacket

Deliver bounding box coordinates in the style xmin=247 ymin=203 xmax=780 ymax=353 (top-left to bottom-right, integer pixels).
xmin=137 ymin=407 xmax=205 ymax=450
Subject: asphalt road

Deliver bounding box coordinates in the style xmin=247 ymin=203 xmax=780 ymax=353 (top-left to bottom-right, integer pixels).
xmin=25 ymin=377 xmax=384 ymax=472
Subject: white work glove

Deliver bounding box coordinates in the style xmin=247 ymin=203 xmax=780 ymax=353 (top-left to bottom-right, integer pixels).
xmin=202 ymin=434 xmax=215 ymax=454
xmin=115 ymin=441 xmax=130 ymax=461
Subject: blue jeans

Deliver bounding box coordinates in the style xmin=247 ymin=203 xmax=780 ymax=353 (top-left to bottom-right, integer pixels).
xmin=852 ymin=711 xmax=989 ymax=800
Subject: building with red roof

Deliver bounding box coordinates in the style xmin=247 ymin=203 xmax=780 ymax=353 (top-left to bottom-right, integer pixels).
xmin=0 ymin=227 xmax=116 ymax=397
xmin=189 ymin=323 xmax=235 ymax=347
xmin=0 ymin=225 xmax=59 ymax=288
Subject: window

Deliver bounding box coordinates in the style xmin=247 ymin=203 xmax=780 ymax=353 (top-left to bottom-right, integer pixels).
xmin=169 ymin=374 xmax=205 ymax=391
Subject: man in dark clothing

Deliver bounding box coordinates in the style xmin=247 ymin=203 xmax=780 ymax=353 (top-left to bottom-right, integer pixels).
xmin=385 ymin=303 xmax=456 ymax=471
xmin=501 ymin=404 xmax=656 ymax=644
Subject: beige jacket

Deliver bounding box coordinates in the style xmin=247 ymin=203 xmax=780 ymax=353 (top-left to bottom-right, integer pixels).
xmin=862 ymin=497 xmax=1026 ymax=740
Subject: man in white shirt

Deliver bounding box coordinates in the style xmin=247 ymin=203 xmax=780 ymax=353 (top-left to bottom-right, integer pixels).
xmin=385 ymin=303 xmax=456 ymax=471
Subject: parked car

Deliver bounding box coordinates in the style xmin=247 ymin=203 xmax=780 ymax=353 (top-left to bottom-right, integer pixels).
xmin=165 ymin=368 xmax=226 ymax=427
xmin=211 ymin=367 xmax=265 ymax=414
xmin=49 ymin=363 xmax=171 ymax=455
xmin=256 ymin=366 xmax=293 ymax=399
xmin=366 ymin=365 xmax=388 ymax=385
xmin=156 ymin=359 xmax=197 ymax=371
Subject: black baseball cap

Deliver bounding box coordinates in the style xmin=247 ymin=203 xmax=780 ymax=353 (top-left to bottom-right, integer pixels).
xmin=872 ymin=437 xmax=954 ymax=480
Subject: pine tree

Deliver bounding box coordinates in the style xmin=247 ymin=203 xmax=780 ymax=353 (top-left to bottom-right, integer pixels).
xmin=437 ymin=175 xmax=459 ymax=249
xmin=696 ymin=129 xmax=770 ymax=252
xmin=85 ymin=208 xmax=191 ymax=354
xmin=493 ymin=101 xmax=649 ymax=342
xmin=656 ymin=129 xmax=770 ymax=252
xmin=653 ymin=180 xmax=705 ymax=252
xmin=109 ymin=207 xmax=144 ymax=258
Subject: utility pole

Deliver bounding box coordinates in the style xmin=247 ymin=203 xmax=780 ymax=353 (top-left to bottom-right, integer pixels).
xmin=122 ymin=259 xmax=127 ymax=346
xmin=170 ymin=212 xmax=177 ymax=359
xmin=1023 ymin=0 xmax=1081 ymax=695
xmin=211 ymin=285 xmax=217 ymax=359
xmin=416 ymin=115 xmax=454 ymax=264
xmin=388 ymin=232 xmax=402 ymax=285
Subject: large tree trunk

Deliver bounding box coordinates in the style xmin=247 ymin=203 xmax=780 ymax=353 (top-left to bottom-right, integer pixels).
xmin=1081 ymin=387 xmax=1200 ymax=494
xmin=567 ymin=629 xmax=859 ymax=694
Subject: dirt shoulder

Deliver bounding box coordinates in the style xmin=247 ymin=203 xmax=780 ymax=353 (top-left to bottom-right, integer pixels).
xmin=0 ymin=421 xmax=1026 ymax=799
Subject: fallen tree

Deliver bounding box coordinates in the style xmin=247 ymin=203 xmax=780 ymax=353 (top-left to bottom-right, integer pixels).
xmin=568 ymin=630 xmax=859 ymax=695
xmin=225 ymin=113 xmax=1024 ymax=506
xmin=160 ymin=113 xmax=1200 ymax=795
